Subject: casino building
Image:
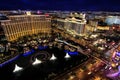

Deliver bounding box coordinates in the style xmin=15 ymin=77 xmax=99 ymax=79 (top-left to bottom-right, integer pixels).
xmin=0 ymin=12 xmax=51 ymax=41
xmin=53 ymin=15 xmax=87 ymax=36
xmin=57 ymin=18 xmax=85 ymax=34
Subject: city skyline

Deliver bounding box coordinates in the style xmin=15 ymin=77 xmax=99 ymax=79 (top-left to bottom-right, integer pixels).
xmin=0 ymin=9 xmax=120 ymax=80
xmin=0 ymin=0 xmax=120 ymax=11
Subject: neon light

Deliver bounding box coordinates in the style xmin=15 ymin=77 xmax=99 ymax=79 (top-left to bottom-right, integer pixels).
xmin=106 ymin=72 xmax=119 ymax=78
xmin=116 ymin=52 xmax=120 ymax=57
xmin=0 ymin=55 xmax=19 ymax=67
xmin=68 ymin=51 xmax=78 ymax=55
xmin=106 ymin=65 xmax=120 ymax=78
xmin=118 ymin=65 xmax=120 ymax=71
xmin=64 ymin=50 xmax=78 ymax=56
xmin=23 ymin=49 xmax=35 ymax=57
xmin=112 ymin=51 xmax=116 ymax=58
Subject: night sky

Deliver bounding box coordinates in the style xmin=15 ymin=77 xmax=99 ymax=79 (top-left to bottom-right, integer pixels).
xmin=0 ymin=0 xmax=120 ymax=11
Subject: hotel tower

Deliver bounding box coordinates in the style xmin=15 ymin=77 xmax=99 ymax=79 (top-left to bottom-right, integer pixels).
xmin=0 ymin=11 xmax=51 ymax=41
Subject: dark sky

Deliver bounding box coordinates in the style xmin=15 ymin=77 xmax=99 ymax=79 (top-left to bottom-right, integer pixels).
xmin=0 ymin=0 xmax=120 ymax=11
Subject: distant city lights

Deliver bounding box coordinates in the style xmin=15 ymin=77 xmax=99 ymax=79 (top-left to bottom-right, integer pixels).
xmin=26 ymin=11 xmax=31 ymax=15
xmin=105 ymin=16 xmax=120 ymax=25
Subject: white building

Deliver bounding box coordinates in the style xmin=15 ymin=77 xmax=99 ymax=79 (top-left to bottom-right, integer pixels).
xmin=56 ymin=16 xmax=86 ymax=35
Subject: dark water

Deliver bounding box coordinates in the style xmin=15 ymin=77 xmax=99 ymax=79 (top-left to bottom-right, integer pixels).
xmin=0 ymin=48 xmax=88 ymax=80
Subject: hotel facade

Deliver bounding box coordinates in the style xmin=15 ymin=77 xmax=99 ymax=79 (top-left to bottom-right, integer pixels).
xmin=0 ymin=14 xmax=51 ymax=41
xmin=56 ymin=17 xmax=87 ymax=35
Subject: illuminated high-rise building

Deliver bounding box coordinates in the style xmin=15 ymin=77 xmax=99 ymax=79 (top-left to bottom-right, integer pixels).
xmin=56 ymin=16 xmax=86 ymax=35
xmin=0 ymin=12 xmax=51 ymax=41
